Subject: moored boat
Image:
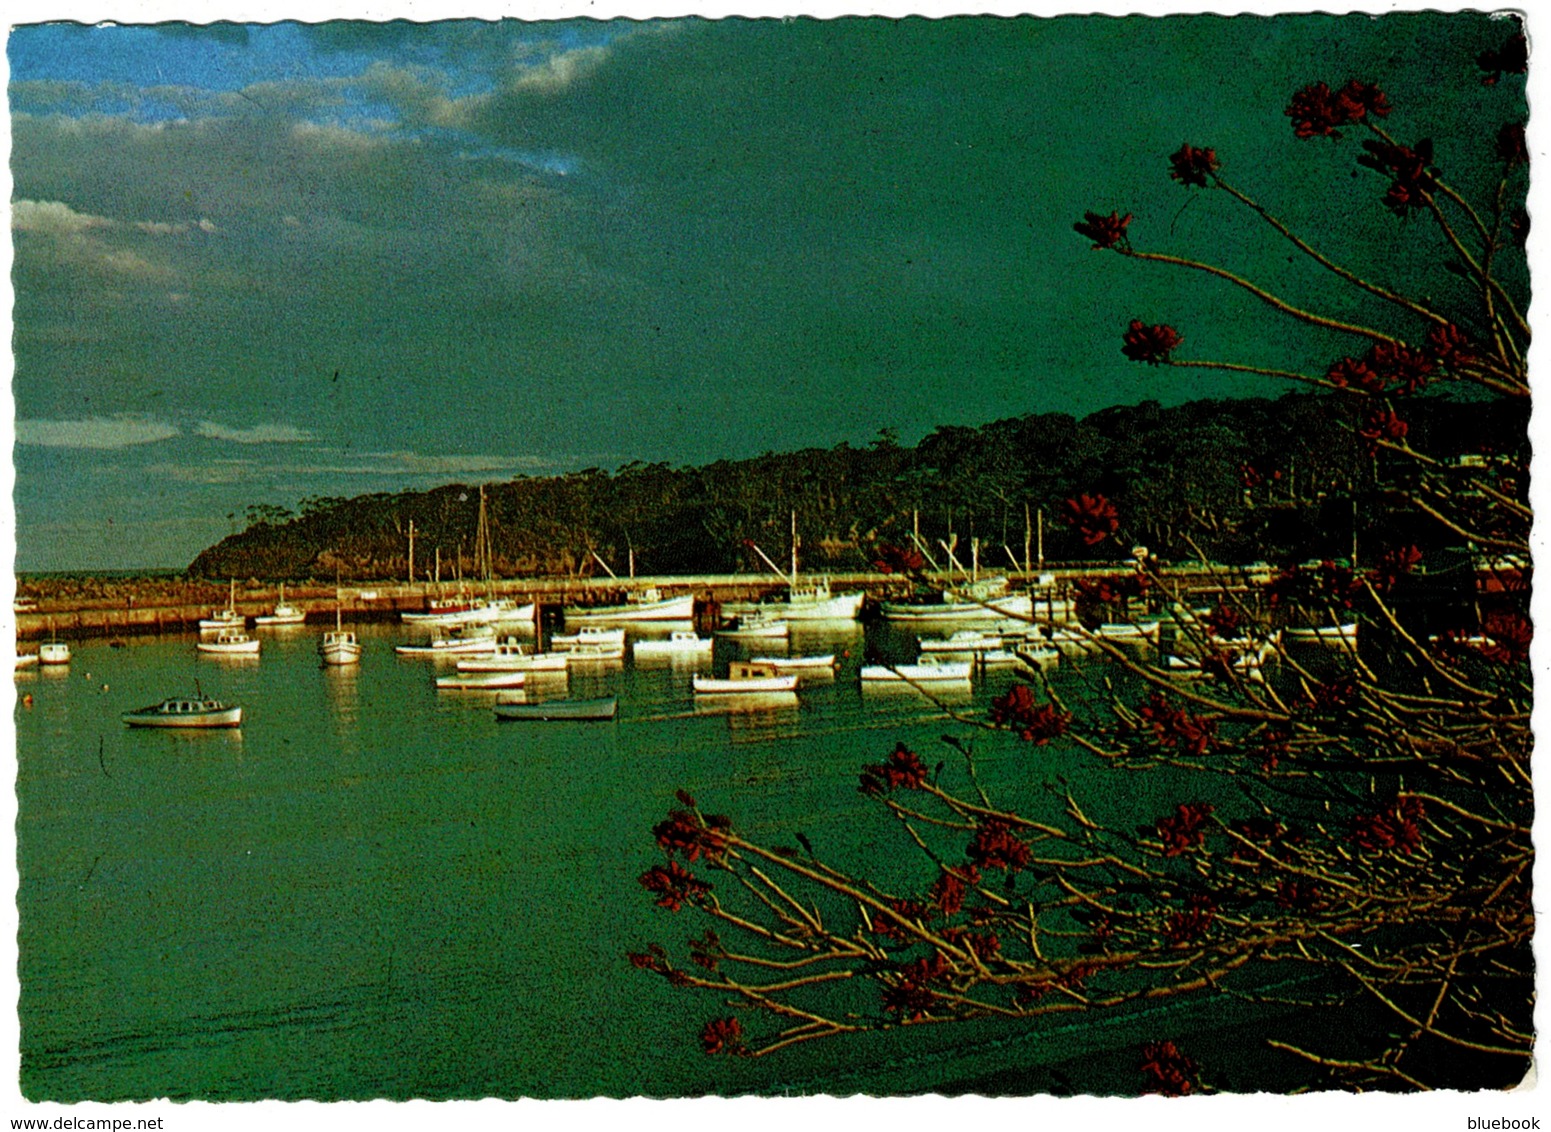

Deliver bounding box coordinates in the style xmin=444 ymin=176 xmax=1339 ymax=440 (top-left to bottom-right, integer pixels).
xmin=494 ymin=696 xmax=618 ymax=721
xmin=750 ymin=653 xmax=837 ymax=670
xmin=122 ymin=696 xmax=242 ymax=728
xmin=15 ymin=652 xmax=39 ymax=671
xmin=551 ymin=626 xmax=627 ymax=651
xmin=715 ymin=614 xmax=790 ymax=640
xmin=200 ymin=579 xmax=243 ymax=631
xmin=197 ymin=629 xmax=260 ymax=656
xmin=319 ymin=630 xmax=363 ymax=666
xmin=632 ymin=631 xmax=715 ymax=658
xmin=881 ymin=577 xmax=1034 ymax=624
xmin=255 ymin=583 xmax=307 ymax=626
xmin=394 ymin=624 xmax=498 ymax=656
xmin=563 ymin=587 xmax=695 ymax=623
xmin=693 ymin=661 xmax=800 ymax=694
xmin=38 ymin=639 xmax=71 ymax=665
xmin=859 ymin=657 xmax=973 ymax=683
xmin=435 ymin=670 xmax=528 ymax=691
xmin=918 ymin=629 xmax=1007 ymax=653
xmin=1284 ymin=623 xmax=1359 ymax=644
xmin=456 ymin=643 xmax=568 ymax=672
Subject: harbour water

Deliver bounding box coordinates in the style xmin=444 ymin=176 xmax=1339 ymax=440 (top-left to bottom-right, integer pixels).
xmin=17 ymin=617 xmax=1271 ymax=1100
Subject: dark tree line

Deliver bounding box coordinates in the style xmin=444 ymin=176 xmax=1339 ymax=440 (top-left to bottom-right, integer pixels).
xmin=188 ymin=391 xmax=1526 ymax=581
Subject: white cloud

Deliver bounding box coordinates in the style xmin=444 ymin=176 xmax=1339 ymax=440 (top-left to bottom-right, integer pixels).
xmin=510 ymin=45 xmax=611 ymax=94
xmin=16 ymin=415 xmax=179 ymax=449
xmin=196 ymin=421 xmax=316 ymax=444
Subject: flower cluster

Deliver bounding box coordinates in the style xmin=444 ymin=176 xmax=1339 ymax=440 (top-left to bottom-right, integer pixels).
xmin=873 ymin=542 xmax=926 ymax=575
xmin=1122 ymin=320 xmax=1182 ymax=364
xmin=1479 ymin=611 xmax=1532 ymax=665
xmin=859 ymin=741 xmax=930 ymax=794
xmin=873 ymin=898 xmax=934 ymax=944
xmin=1059 ymin=492 xmax=1120 ymax=546
xmin=1164 ymin=894 xmax=1218 ymax=944
xmin=1349 ymin=796 xmax=1425 ymax=855
xmin=966 ymin=819 xmax=1031 ymax=872
xmin=1168 ymin=143 xmax=1219 ymax=187
xmin=1203 ymin=604 xmax=1242 ymax=639
xmin=638 ymin=861 xmax=713 ymax=912
xmin=1140 ymin=693 xmax=1217 ymax=757
xmin=882 ymin=954 xmax=951 ymax=1021
xmin=700 ymin=1016 xmax=747 ymax=1056
xmin=1327 ymin=340 xmax=1442 ymax=396
xmin=1155 ymin=802 xmax=1215 ymax=856
xmin=1140 ymin=1040 xmax=1202 ymax=1096
xmin=1367 ymin=544 xmax=1423 ymax=594
xmin=1073 ymin=209 xmax=1133 ymax=250
xmin=941 ymin=927 xmax=1002 ymax=963
xmin=1284 ymin=79 xmax=1391 ymax=138
xmin=653 ymin=807 xmax=731 ymax=862
xmin=1359 ymin=407 xmax=1409 ymax=453
xmin=1275 ymin=879 xmax=1324 ymax=912
xmin=929 ymin=865 xmax=982 ymax=916
xmin=1358 ymin=138 xmax=1437 ymax=215
xmin=989 ymin=683 xmax=1072 ymax=744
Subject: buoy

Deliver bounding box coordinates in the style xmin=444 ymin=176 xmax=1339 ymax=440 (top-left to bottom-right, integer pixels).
xmin=22 ymin=694 xmax=33 ymax=708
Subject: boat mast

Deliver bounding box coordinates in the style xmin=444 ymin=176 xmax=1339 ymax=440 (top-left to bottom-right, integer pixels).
xmin=791 ymin=510 xmax=799 ymax=585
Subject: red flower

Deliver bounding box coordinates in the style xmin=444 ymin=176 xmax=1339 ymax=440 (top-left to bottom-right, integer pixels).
xmin=1358 ymin=139 xmax=1437 ymax=216
xmin=1168 ymin=143 xmax=1219 ymax=188
xmin=1203 ymin=604 xmax=1242 ymax=639
xmin=967 ymin=820 xmax=1031 ymax=872
xmin=941 ymin=927 xmax=1001 ymax=962
xmin=883 ymin=954 xmax=951 ymax=1020
xmin=653 ymin=808 xmax=730 ymax=862
xmin=929 ymin=864 xmax=981 ymax=916
xmin=1073 ymin=210 xmax=1133 ymax=250
xmin=1155 ymin=801 xmax=1215 ymax=856
xmin=1164 ymin=895 xmax=1217 ymax=944
xmin=1308 ymin=674 xmax=1358 ymax=713
xmin=873 ymin=897 xmax=934 ymax=943
xmin=1285 ymin=82 xmax=1346 ymax=138
xmin=1140 ymin=694 xmax=1217 ymax=757
xmin=1359 ymin=407 xmax=1409 ymax=453
xmin=1367 ymin=342 xmax=1436 ymax=395
xmin=1350 ymin=796 xmax=1424 ymax=855
xmin=700 ymin=1016 xmax=746 ymax=1056
xmin=859 ymin=741 xmax=929 ymax=794
xmin=1425 ymin=322 xmax=1475 ymax=370
xmin=1479 ymin=33 xmax=1528 ymax=85
xmin=1338 ymin=80 xmax=1391 ymax=120
xmin=1480 ymin=611 xmax=1532 ymax=665
xmin=638 ymin=860 xmax=712 ymax=912
xmin=1239 ymin=463 xmax=1264 ymax=489
xmin=1367 ymin=544 xmax=1422 ymax=594
xmin=1122 ymin=320 xmax=1182 ymax=364
xmin=873 ymin=542 xmax=926 ymax=575
xmin=989 ymin=683 xmax=1072 ymax=743
xmin=1325 ymin=356 xmax=1386 ymax=394
xmin=1275 ymin=879 xmax=1324 ymax=912
xmin=1059 ymin=492 xmax=1120 ymax=546
xmin=1140 ymin=1040 xmax=1201 ymax=1096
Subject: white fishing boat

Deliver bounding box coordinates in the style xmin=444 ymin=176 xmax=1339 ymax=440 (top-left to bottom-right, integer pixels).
xmin=632 ymin=631 xmax=715 ymax=658
xmin=494 ymin=696 xmax=619 ymax=722
xmin=859 ymin=657 xmax=973 ymax=683
xmin=693 ymin=661 xmax=800 ymax=694
xmin=122 ymin=696 xmax=242 ymax=729
xmin=199 ymin=579 xmax=243 ymax=630
xmin=881 ymin=577 xmax=1034 ymax=624
xmin=255 ymin=583 xmax=307 ymax=626
xmin=394 ymin=624 xmax=498 ymax=656
xmin=401 ymin=596 xmax=487 ymax=625
xmin=38 ymin=638 xmax=71 ymax=665
xmin=750 ymin=653 xmax=837 ymax=670
xmin=715 ymin=614 xmax=790 ymax=640
xmin=563 ymin=586 xmax=695 ymax=623
xmin=551 ymin=626 xmax=627 ymax=650
xmin=435 ymin=670 xmax=528 ymax=691
xmin=1284 ymin=623 xmax=1359 ymax=644
xmin=197 ymin=629 xmax=260 ymax=656
xmin=722 ymin=515 xmax=865 ymax=621
xmin=456 ymin=643 xmax=569 ymax=672
xmin=15 ymin=652 xmax=39 ymax=671
xmin=918 ymin=629 xmax=1008 ymax=653
xmin=318 ymin=588 xmax=362 ymax=666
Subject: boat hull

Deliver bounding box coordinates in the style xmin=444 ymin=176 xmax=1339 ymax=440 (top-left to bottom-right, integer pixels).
xmin=693 ymin=674 xmax=800 ymax=694
xmin=436 ymin=671 xmax=528 ymax=690
xmin=859 ymin=662 xmax=972 ymax=682
xmin=563 ymin=594 xmax=695 ymax=623
xmin=122 ymin=702 xmax=242 ymax=728
xmin=494 ymin=697 xmax=618 ymax=721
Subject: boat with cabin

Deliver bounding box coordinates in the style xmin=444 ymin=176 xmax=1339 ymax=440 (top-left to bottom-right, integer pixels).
xmin=563 ymin=586 xmax=695 ymax=623
xmin=721 ymin=514 xmax=865 ymax=621
xmin=881 ymin=576 xmax=1034 ymax=624
xmin=197 ymin=629 xmax=260 ymax=656
xmin=859 ymin=657 xmax=973 ymax=683
xmin=199 ymin=580 xmax=243 ymax=631
xmin=255 ymin=583 xmax=307 ymax=626
xmin=393 ymin=624 xmax=498 ymax=656
xmin=122 ymin=696 xmax=243 ymax=729
xmin=715 ymin=613 xmax=790 ymax=640
xmin=632 ymin=631 xmax=715 ymax=658
xmin=551 ymin=626 xmax=627 ymax=651
xmin=693 ymin=661 xmax=800 ymax=694
xmin=319 ymin=588 xmax=362 ymax=666
xmin=456 ymin=642 xmax=569 ymax=672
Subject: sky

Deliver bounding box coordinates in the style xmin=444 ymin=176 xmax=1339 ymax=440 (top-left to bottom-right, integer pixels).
xmin=6 ymin=7 xmax=1531 ymax=570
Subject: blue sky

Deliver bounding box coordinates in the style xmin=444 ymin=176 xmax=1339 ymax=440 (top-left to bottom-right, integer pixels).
xmin=7 ymin=11 xmax=1528 ymax=570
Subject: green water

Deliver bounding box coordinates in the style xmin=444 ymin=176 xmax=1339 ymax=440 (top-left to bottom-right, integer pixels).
xmin=17 ymin=621 xmax=1272 ymax=1100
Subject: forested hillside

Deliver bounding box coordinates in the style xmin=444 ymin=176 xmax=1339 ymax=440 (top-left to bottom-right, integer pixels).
xmin=188 ymin=392 xmax=1526 ymax=580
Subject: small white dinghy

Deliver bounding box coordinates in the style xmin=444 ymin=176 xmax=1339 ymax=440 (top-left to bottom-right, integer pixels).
xmin=435 ymin=670 xmax=528 ymax=691
xmin=693 ymin=661 xmax=799 ymax=694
